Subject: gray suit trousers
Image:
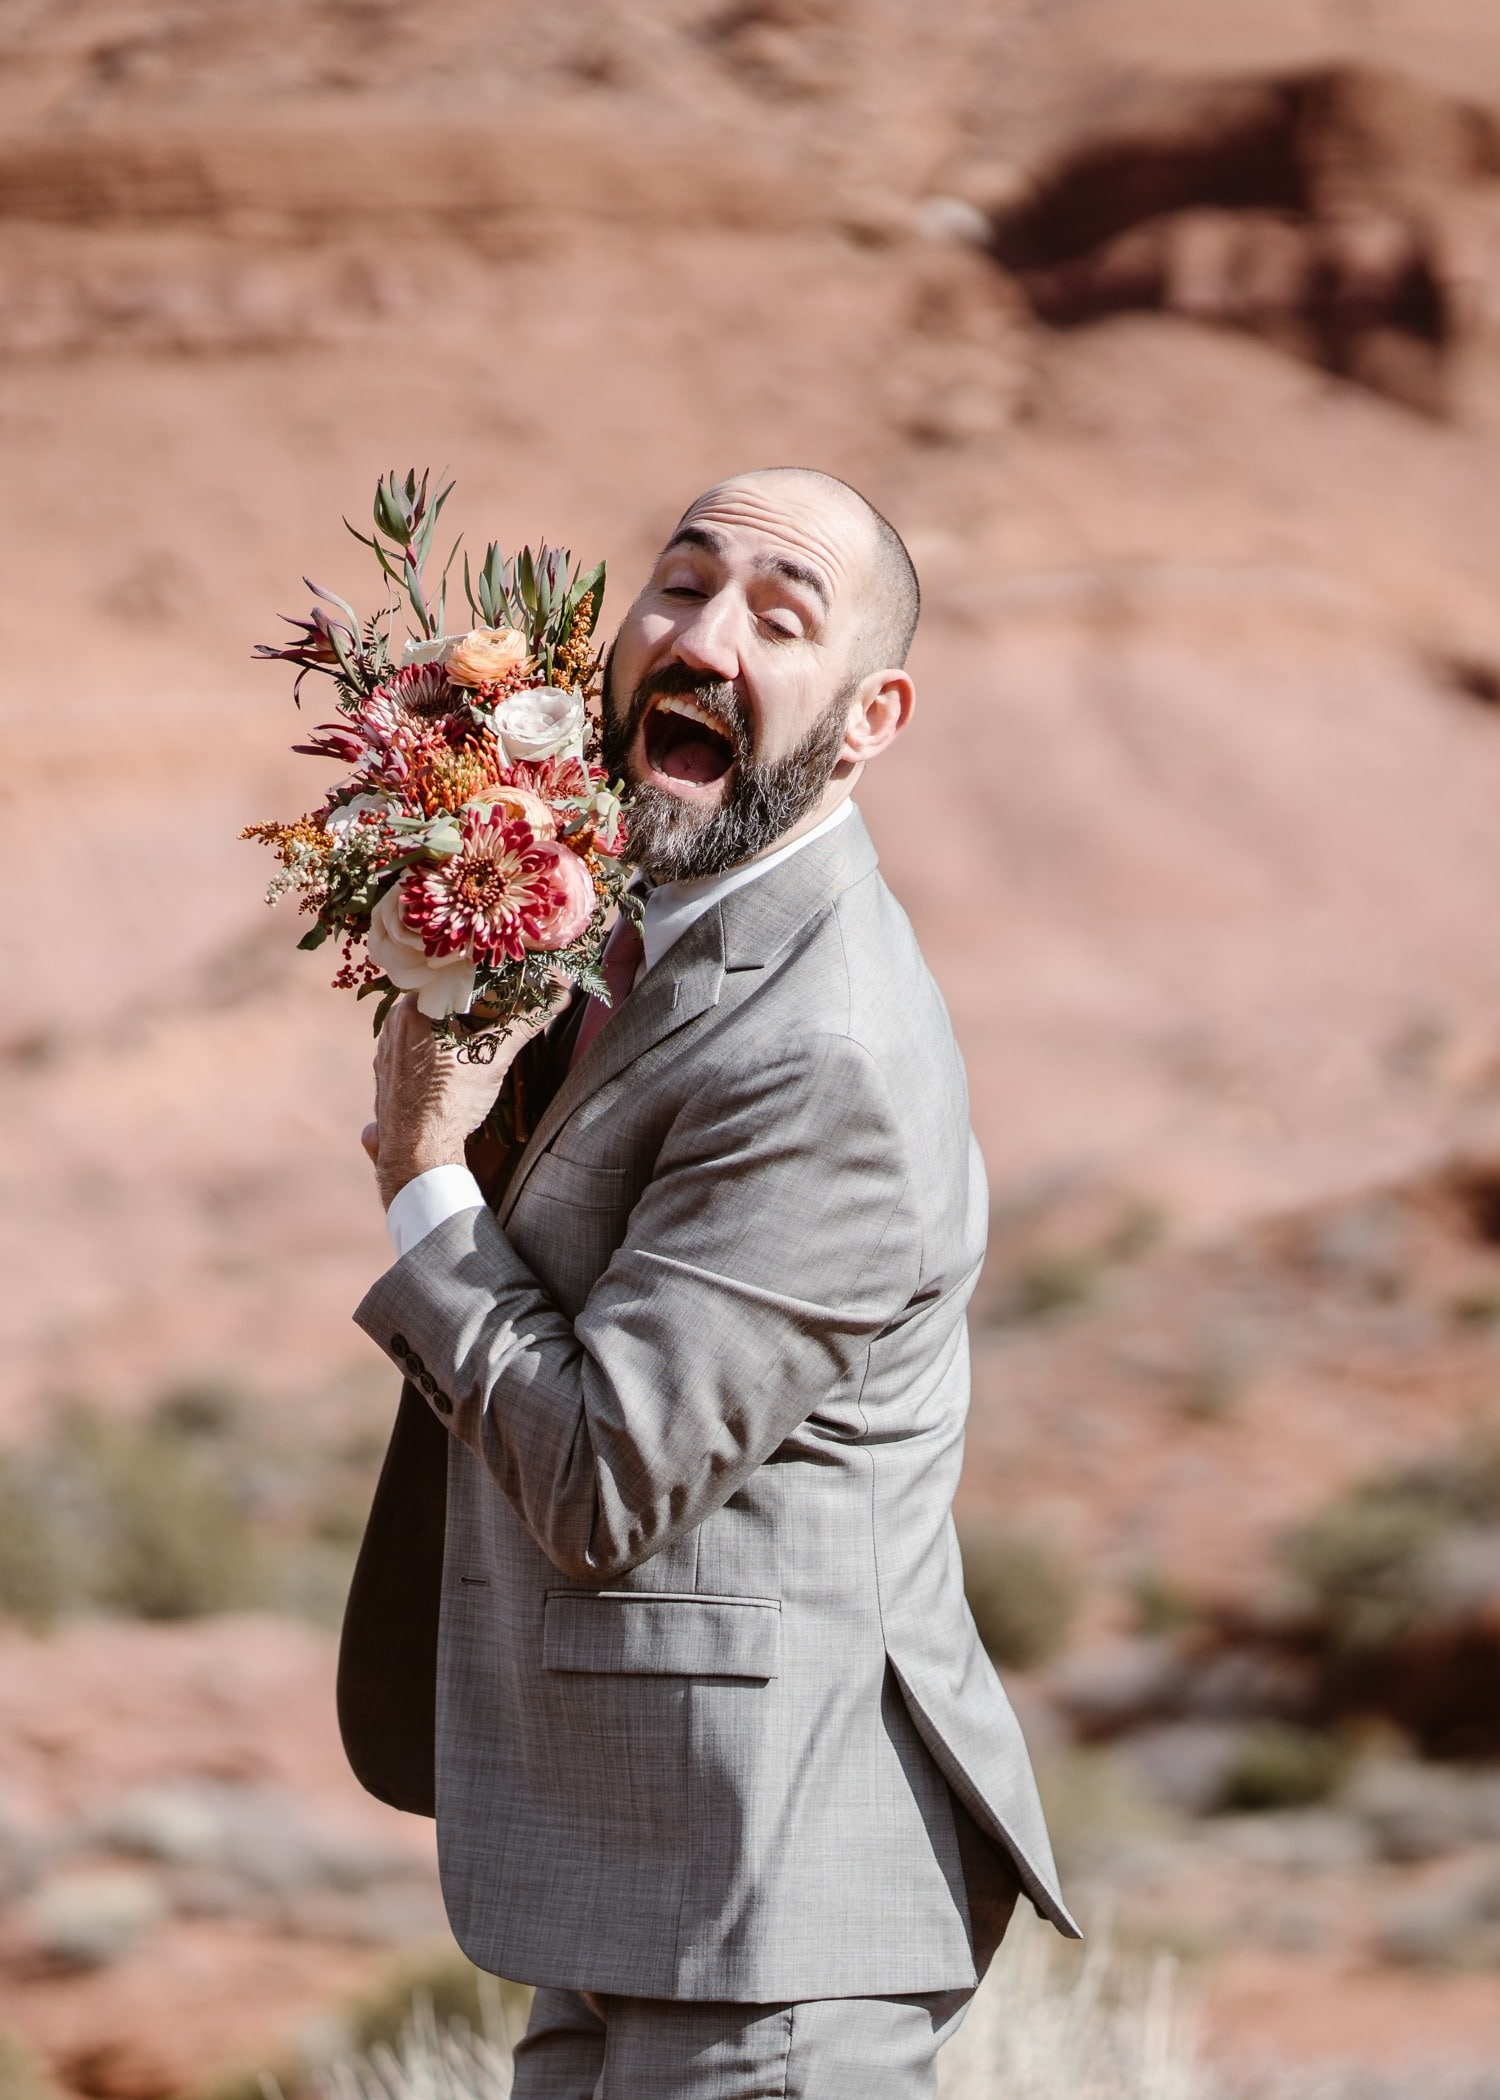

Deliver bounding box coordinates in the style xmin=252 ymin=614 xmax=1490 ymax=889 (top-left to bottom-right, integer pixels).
xmin=512 ymin=1983 xmax=975 ymax=2100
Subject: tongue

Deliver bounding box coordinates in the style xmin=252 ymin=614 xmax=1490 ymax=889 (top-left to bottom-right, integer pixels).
xmin=660 ymin=735 xmax=731 ymax=784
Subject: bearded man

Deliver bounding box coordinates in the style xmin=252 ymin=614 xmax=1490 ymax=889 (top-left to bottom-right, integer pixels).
xmin=340 ymin=467 xmax=1078 ymax=2100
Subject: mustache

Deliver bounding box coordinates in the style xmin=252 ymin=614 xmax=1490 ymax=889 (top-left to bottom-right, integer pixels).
xmin=624 ymin=663 xmax=752 ymax=765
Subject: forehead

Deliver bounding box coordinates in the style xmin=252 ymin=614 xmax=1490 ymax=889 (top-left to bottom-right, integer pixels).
xmin=663 ymin=477 xmax=871 ymax=609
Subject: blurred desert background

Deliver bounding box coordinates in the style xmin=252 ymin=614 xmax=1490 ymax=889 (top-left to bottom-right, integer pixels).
xmin=5 ymin=0 xmax=1500 ymax=2093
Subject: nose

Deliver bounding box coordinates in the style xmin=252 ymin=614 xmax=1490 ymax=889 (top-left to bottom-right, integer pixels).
xmin=669 ymin=586 xmax=742 ymax=684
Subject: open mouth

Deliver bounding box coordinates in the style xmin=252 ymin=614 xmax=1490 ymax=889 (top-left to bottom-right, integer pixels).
xmin=641 ymin=693 xmax=738 ymax=791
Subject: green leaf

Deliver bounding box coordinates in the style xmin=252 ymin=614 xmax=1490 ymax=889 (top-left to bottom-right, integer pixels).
xmin=437 ymin=531 xmax=463 ymax=636
xmin=328 ymin=624 xmax=358 ymax=680
xmin=374 ymin=477 xmax=408 ymax=545
xmin=570 ymin=559 xmax=606 ymax=631
xmin=404 ymin=554 xmax=433 ymax=635
xmin=297 ymin=922 xmax=332 ymax=952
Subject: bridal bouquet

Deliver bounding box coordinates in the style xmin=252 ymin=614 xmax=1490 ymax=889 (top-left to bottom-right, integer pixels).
xmin=245 ymin=470 xmax=628 ymax=1053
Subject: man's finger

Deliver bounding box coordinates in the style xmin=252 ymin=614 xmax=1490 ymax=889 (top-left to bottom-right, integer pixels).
xmin=361 ymin=1121 xmax=380 ymax=1165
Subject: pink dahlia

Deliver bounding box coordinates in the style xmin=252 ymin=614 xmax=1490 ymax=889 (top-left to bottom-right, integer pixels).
xmin=399 ymin=807 xmax=594 ymax=965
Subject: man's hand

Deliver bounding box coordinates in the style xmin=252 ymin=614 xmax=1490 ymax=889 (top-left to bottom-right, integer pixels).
xmin=362 ymin=995 xmax=557 ymax=1210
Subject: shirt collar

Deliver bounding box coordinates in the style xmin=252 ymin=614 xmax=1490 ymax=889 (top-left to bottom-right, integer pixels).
xmin=639 ymin=799 xmax=856 ymax=974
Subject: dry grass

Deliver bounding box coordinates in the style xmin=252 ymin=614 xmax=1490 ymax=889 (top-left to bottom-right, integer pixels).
xmin=938 ymin=1916 xmax=1207 ymax=2100
xmin=297 ymin=1917 xmax=1210 ymax=2100
xmin=296 ymin=1919 xmax=1500 ymax=2099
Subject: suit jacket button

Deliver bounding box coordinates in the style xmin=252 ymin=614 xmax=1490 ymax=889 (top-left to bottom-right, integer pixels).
xmin=391 ymin=1334 xmax=411 ymax=1355
xmin=432 ymin=1392 xmax=454 ymax=1417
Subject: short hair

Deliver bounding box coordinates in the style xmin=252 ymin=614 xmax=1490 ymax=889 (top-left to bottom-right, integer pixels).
xmin=738 ymin=466 xmax=922 ymax=676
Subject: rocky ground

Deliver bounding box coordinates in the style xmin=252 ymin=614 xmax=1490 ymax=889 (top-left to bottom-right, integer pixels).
xmin=5 ymin=0 xmax=1500 ymax=2091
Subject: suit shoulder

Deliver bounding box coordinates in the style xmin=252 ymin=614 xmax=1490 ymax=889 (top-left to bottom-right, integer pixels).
xmin=828 ymin=874 xmax=962 ymax=1059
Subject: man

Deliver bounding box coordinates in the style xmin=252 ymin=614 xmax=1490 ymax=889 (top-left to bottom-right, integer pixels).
xmin=340 ymin=467 xmax=1078 ymax=2100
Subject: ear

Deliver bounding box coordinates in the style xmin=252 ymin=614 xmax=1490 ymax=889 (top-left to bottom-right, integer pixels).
xmin=838 ymin=667 xmax=916 ymax=767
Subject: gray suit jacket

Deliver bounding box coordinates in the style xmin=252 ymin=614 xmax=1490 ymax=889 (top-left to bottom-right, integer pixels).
xmin=343 ymin=807 xmax=1079 ymax=2000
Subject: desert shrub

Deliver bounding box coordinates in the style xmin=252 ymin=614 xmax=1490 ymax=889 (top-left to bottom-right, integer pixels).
xmin=0 ymin=1450 xmax=82 ymax=1627
xmin=1280 ymin=1433 xmax=1500 ymax=1652
xmin=55 ymin=1405 xmax=264 ymax=1621
xmin=1128 ymin=1564 xmax=1206 ymax=1638
xmin=0 ymin=1386 xmax=382 ymax=1630
xmin=1216 ymin=1722 xmax=1340 ymax=1812
xmin=1006 ymin=1250 xmax=1104 ymax=1322
xmin=1282 ymin=1493 xmax=1442 ymax=1651
xmin=1445 ymin=1287 xmax=1500 ymax=1331
xmin=1032 ymin=1745 xmax=1168 ymax=1878
xmin=1173 ymin=1334 xmax=1256 ymax=1423
xmin=960 ymin=1524 xmax=1080 ymax=1669
xmin=979 ymin=1190 xmax=1166 ymax=1329
xmin=0 ymin=2024 xmax=63 ymax=2100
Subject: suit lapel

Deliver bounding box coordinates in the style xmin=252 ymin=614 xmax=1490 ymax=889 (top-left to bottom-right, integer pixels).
xmin=497 ymin=806 xmax=880 ymax=1226
xmin=498 ymin=914 xmax=726 ymax=1224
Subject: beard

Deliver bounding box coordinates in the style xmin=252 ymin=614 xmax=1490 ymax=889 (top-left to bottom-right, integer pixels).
xmin=601 ymin=651 xmax=853 ymax=884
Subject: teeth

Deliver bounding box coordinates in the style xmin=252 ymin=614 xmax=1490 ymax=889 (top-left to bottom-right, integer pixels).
xmin=653 ymin=694 xmax=728 ymax=735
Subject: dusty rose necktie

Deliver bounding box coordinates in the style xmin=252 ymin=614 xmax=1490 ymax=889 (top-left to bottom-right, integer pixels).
xmin=569 ymin=913 xmax=646 ymax=1069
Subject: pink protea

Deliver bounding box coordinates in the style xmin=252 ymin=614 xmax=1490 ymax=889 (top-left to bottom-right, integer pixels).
xmin=339 ymin=665 xmax=478 ymax=800
xmin=360 ymin=662 xmax=455 ymax=733
xmin=399 ymin=807 xmax=594 ymax=964
xmin=505 ymin=754 xmax=593 ymax=803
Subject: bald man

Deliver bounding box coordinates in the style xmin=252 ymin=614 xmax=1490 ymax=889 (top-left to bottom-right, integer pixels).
xmin=340 ymin=469 xmax=1077 ymax=2100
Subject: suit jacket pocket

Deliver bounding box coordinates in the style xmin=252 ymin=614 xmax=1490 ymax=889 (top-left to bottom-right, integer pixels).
xmin=542 ymin=1590 xmax=782 ymax=1679
xmin=518 ymin=1149 xmax=633 ymax=1214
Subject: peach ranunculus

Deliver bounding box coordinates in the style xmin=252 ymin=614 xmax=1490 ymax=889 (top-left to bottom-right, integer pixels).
xmin=366 ymin=877 xmax=476 ymax=1018
xmin=523 ymin=842 xmax=597 ymax=952
xmin=444 ymin=625 xmax=531 ymax=689
xmin=468 ymin=783 xmax=558 ymax=838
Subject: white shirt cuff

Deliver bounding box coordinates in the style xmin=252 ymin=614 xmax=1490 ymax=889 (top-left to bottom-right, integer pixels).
xmin=385 ymin=1164 xmax=486 ymax=1259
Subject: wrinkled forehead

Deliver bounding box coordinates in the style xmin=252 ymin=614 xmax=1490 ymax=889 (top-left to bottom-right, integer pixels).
xmin=667 ymin=475 xmax=875 ymax=614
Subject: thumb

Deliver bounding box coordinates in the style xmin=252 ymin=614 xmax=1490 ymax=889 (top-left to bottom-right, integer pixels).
xmin=360 ymin=1121 xmax=380 ymax=1165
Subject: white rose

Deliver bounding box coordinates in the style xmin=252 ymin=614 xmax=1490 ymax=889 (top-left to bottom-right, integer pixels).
xmin=366 ymin=880 xmax=476 ymax=1020
xmin=324 ymin=791 xmax=395 ymax=838
xmin=399 ymin=633 xmax=462 ymax=668
xmin=486 ymin=685 xmax=586 ymax=764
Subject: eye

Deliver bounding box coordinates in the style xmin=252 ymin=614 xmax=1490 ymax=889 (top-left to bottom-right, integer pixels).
xmin=662 ymin=585 xmax=706 ymax=602
xmin=759 ymin=615 xmax=801 ymax=642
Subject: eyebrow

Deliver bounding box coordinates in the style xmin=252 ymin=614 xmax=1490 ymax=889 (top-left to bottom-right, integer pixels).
xmin=661 ymin=524 xmax=831 ymax=613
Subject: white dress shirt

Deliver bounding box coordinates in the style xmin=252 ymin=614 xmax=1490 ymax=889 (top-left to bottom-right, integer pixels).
xmin=384 ymin=798 xmax=856 ymax=1258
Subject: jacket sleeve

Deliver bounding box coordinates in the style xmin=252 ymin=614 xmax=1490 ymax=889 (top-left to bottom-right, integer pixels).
xmin=353 ymin=1030 xmax=920 ymax=1579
